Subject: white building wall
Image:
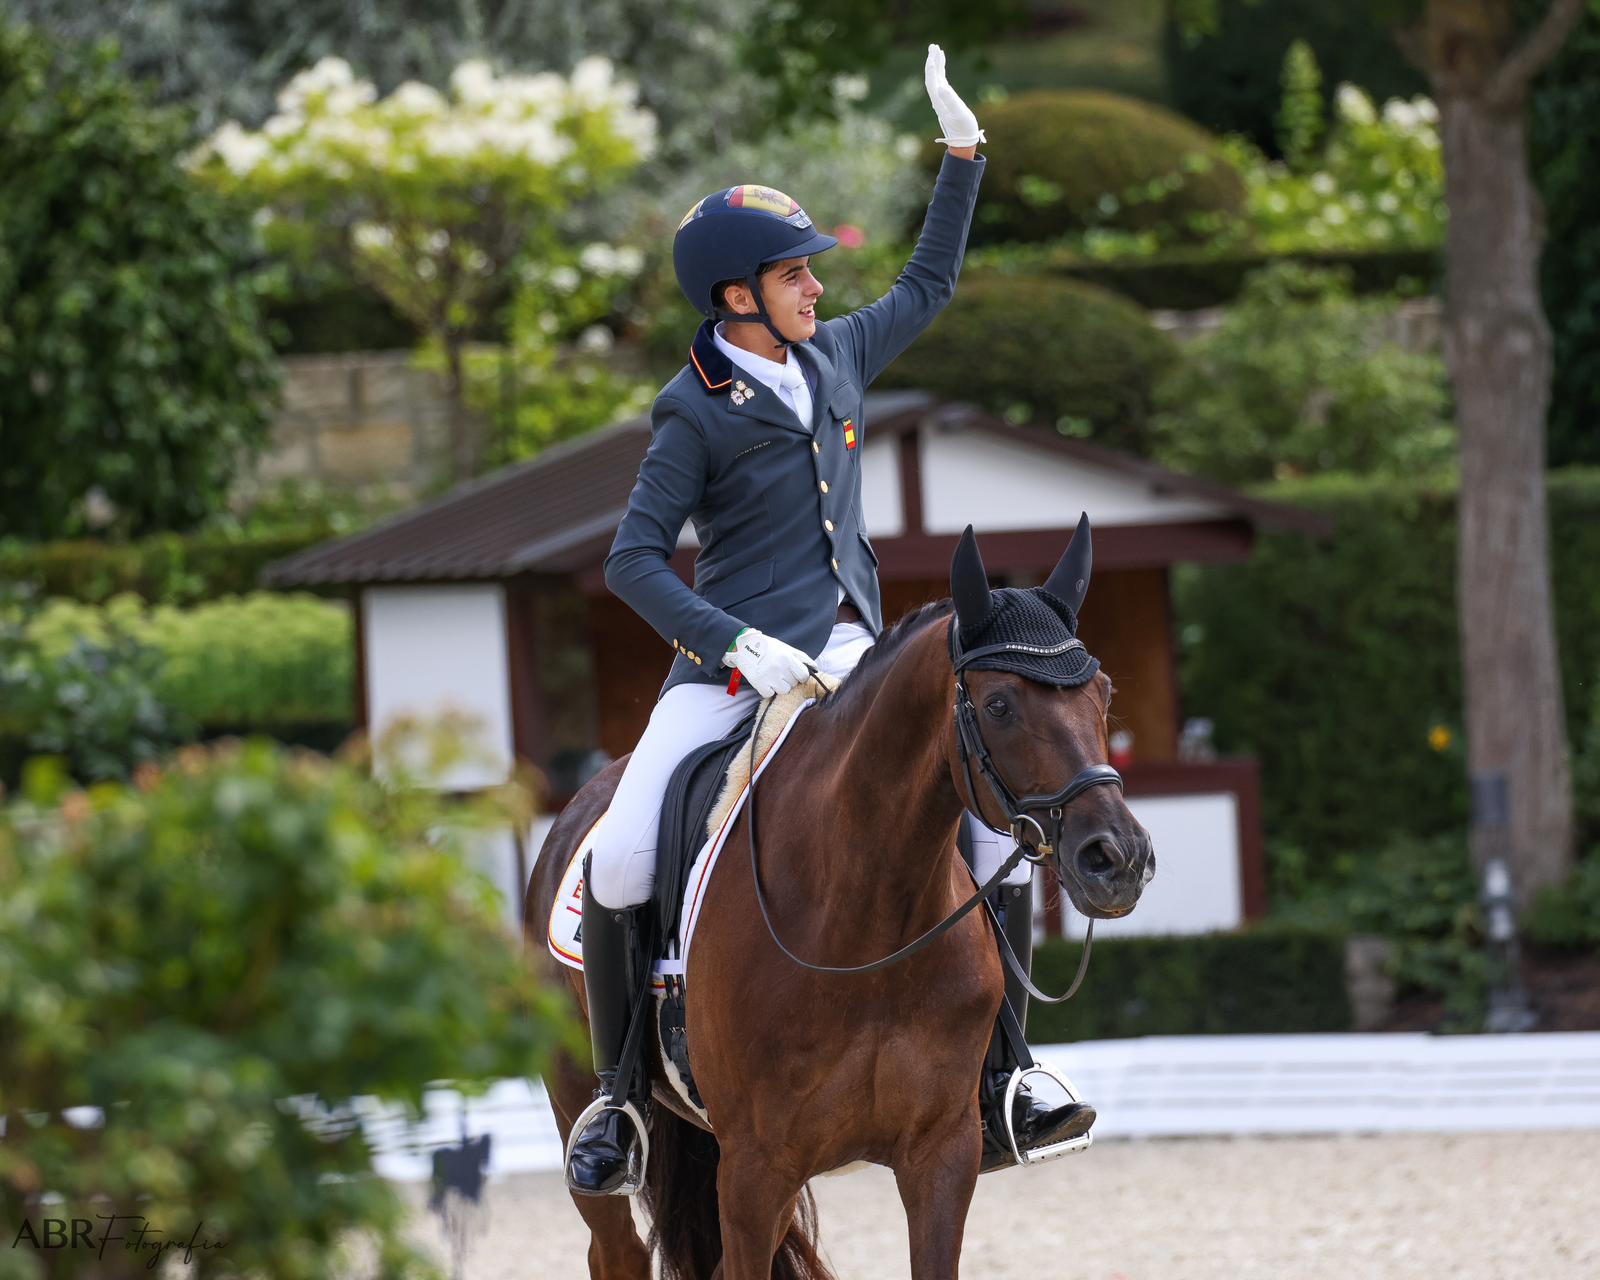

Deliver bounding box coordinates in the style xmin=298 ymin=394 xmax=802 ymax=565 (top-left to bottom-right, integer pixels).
xmin=1070 ymin=792 xmax=1244 ymax=939
xmin=364 ymin=584 xmax=515 ymax=791
xmin=919 ymin=427 xmax=1227 ymax=533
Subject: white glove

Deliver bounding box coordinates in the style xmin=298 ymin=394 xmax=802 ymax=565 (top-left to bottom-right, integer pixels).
xmin=722 ymin=627 xmax=813 ymax=699
xmin=925 ymin=43 xmax=985 ymax=148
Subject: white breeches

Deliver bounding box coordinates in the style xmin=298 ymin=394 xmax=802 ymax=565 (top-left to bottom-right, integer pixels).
xmin=586 ymin=620 xmax=1029 ymax=908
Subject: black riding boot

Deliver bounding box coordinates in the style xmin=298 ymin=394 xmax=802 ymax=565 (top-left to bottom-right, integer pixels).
xmin=981 ymin=878 xmax=1096 ymax=1169
xmin=566 ymin=871 xmax=646 ymax=1196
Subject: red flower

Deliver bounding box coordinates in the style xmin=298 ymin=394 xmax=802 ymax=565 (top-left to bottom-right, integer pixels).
xmin=832 ymin=223 xmax=866 ymax=249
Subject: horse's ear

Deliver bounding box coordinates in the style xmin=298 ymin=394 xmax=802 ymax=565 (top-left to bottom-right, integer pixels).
xmin=1042 ymin=512 xmax=1093 ymax=614
xmin=950 ymin=525 xmax=992 ymax=632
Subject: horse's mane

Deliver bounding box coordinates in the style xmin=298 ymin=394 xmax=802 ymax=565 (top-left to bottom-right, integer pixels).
xmin=816 ymin=598 xmax=954 ymax=717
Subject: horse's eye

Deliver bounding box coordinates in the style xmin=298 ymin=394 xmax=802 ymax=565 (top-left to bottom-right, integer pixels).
xmin=984 ymin=696 xmax=1008 ymax=719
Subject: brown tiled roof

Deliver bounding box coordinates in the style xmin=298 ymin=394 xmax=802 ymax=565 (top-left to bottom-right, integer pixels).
xmin=264 ymin=390 xmax=1325 ymax=589
xmin=264 ymin=417 xmax=655 ymax=587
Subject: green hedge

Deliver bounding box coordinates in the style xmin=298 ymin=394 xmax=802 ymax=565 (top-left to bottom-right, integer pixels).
xmin=0 ymin=526 xmax=334 ymax=605
xmin=1176 ymin=470 xmax=1600 ymax=877
xmin=959 ymin=89 xmax=1246 ymax=246
xmin=18 ymin=593 xmax=353 ymax=729
xmin=1027 ymin=927 xmax=1352 ymax=1041
xmin=880 ymin=270 xmax=1178 ymax=454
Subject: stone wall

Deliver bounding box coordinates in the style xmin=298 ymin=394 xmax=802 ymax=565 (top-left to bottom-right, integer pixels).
xmin=247 ymin=300 xmax=1447 ymax=497
xmin=243 ymin=350 xmax=473 ymax=501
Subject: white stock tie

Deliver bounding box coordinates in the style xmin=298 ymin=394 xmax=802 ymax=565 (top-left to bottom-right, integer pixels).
xmin=778 ymin=359 xmax=812 ymax=431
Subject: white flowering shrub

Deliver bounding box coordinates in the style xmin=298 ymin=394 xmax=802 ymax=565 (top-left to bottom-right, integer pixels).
xmin=187 ymin=54 xmax=657 ymax=476
xmin=1226 ymin=82 xmax=1444 ymax=253
xmin=441 ymin=239 xmax=655 ymax=463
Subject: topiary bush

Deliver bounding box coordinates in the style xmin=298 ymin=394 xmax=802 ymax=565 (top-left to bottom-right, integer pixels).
xmin=880 ymin=270 xmax=1179 ymax=454
xmin=958 ymin=89 xmax=1247 ymax=246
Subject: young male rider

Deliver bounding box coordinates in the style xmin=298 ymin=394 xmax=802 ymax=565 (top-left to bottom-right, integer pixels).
xmin=567 ymin=45 xmax=1095 ymax=1196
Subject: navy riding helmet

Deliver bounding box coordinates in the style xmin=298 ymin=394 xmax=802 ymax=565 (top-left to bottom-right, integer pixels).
xmin=673 ymin=184 xmax=838 ymax=346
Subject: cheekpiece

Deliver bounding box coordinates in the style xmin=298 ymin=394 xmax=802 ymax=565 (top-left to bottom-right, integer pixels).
xmin=952 ymin=587 xmax=1100 ymax=688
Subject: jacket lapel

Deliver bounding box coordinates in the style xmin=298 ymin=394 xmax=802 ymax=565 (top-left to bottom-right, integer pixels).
xmin=688 ymin=321 xmax=834 ymax=437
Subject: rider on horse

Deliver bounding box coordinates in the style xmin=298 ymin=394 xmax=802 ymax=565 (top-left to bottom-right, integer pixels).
xmin=567 ymin=44 xmax=1097 ymax=1196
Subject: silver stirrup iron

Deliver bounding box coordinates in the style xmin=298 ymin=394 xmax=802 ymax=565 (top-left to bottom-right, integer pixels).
xmin=1002 ymin=1064 xmax=1093 ymax=1167
xmin=563 ymin=1095 xmax=651 ymax=1197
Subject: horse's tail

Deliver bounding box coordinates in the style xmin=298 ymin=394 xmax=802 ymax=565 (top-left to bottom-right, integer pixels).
xmin=643 ymin=1107 xmax=834 ymax=1280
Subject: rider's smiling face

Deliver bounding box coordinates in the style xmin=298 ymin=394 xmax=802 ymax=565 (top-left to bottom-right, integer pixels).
xmin=725 ymin=256 xmax=825 ymax=346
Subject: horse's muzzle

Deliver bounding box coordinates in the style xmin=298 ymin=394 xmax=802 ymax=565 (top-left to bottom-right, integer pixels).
xmin=1060 ymin=829 xmax=1155 ymax=918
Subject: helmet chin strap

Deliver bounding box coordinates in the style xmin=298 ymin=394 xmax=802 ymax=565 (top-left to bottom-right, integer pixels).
xmin=713 ymin=273 xmax=795 ymax=349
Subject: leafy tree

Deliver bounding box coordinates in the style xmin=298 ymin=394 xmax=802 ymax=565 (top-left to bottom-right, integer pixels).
xmin=1524 ymin=0 xmax=1600 ymax=466
xmin=0 ymin=20 xmax=280 ymax=541
xmin=188 ymin=55 xmax=655 ymax=479
xmin=1177 ymin=0 xmax=1590 ymax=900
xmin=0 ymin=738 xmax=564 ymax=1280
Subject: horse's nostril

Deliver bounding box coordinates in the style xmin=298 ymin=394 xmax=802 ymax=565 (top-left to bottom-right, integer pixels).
xmin=1077 ymin=841 xmax=1115 ymax=878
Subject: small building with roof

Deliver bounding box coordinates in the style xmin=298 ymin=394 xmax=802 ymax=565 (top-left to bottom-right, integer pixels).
xmin=267 ymin=393 xmax=1325 ymax=939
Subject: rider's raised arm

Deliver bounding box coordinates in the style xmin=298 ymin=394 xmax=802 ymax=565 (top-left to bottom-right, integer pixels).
xmin=603 ymin=398 xmax=744 ymax=664
xmin=822 ymin=44 xmax=986 ymax=389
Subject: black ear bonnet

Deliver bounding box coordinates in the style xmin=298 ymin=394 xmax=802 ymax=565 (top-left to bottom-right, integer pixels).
xmin=951 ymin=586 xmax=1100 ymax=687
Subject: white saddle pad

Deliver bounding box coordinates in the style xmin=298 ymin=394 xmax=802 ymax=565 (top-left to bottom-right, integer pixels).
xmin=545 ymin=694 xmax=820 ymax=982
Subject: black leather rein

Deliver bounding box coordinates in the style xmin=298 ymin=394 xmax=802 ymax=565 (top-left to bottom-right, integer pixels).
xmin=742 ymin=620 xmax=1124 ymax=1001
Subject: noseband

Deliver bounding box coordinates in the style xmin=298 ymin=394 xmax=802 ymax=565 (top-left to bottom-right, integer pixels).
xmin=950 ymin=624 xmax=1125 ymax=864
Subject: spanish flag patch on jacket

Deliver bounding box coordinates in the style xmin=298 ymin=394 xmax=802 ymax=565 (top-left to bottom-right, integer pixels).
xmin=843 ymin=418 xmax=856 ymax=450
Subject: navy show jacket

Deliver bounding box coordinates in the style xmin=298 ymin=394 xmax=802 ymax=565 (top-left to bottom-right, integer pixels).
xmin=604 ymin=151 xmax=985 ymax=694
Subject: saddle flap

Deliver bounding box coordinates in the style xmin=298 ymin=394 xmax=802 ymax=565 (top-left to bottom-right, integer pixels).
xmin=652 ymin=712 xmax=758 ymax=949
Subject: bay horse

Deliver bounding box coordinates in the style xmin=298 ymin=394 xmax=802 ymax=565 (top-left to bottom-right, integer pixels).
xmin=524 ymin=519 xmax=1154 ymax=1279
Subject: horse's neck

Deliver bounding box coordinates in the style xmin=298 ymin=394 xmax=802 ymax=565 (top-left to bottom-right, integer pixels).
xmin=781 ymin=618 xmax=966 ymax=918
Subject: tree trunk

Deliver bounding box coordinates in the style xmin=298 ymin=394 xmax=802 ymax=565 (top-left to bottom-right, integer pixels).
xmin=444 ymin=336 xmax=478 ymax=483
xmin=1437 ymin=85 xmax=1573 ymax=895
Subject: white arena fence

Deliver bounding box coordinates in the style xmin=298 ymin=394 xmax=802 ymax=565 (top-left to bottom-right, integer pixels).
xmin=363 ymin=1032 xmax=1600 ymax=1182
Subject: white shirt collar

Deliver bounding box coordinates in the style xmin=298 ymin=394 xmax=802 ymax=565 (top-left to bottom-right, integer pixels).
xmin=712 ymin=322 xmax=805 ymax=394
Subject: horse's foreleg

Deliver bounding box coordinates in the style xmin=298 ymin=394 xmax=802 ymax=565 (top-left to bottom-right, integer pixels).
xmin=714 ymin=1147 xmax=803 ymax=1280
xmin=545 ymin=1049 xmax=652 ymax=1280
xmin=894 ymin=1118 xmax=983 ymax=1280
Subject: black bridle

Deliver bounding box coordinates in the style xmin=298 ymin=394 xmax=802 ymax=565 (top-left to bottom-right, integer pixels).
xmin=950 ymin=627 xmax=1125 ymax=867
xmin=743 ymin=620 xmax=1125 ymax=1001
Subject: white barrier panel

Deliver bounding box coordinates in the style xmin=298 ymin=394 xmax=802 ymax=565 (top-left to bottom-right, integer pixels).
xmin=1094 ymin=793 xmax=1243 ymax=937
xmin=366 ymin=1032 xmax=1600 ymax=1181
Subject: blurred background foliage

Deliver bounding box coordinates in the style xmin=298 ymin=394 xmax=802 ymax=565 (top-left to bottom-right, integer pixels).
xmin=0 ymin=739 xmax=566 ymax=1280
xmin=0 ymin=20 xmax=281 ymax=542
xmin=1 ymin=0 xmax=1598 ymax=1049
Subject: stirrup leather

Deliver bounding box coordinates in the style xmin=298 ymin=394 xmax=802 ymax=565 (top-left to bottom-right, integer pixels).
xmin=995 ymin=1064 xmax=1093 ymax=1168
xmin=563 ymin=1094 xmax=650 ymax=1197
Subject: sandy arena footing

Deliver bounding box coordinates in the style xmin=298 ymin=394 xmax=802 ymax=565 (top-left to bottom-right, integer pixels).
xmin=397 ymin=1130 xmax=1599 ymax=1279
